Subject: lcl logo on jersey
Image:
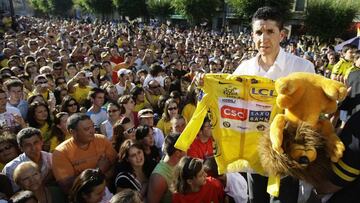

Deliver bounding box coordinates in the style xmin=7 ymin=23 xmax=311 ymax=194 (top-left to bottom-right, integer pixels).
xmin=221 ymin=105 xmax=248 ymax=121
xmin=250 ymin=87 xmax=277 ymax=101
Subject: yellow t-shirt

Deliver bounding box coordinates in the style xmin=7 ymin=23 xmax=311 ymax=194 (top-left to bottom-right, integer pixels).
xmin=40 ymin=122 xmax=51 ymax=140
xmin=134 ymin=100 xmax=151 ymax=112
xmin=182 ymin=103 xmax=196 ymax=123
xmin=49 ymin=133 xmax=72 ymax=152
xmin=71 ymin=84 xmax=92 ymax=105
xmin=332 ymin=58 xmax=353 ymax=76
xmin=156 ymin=118 xmax=172 ymax=137
xmin=28 ymin=89 xmax=51 ymax=100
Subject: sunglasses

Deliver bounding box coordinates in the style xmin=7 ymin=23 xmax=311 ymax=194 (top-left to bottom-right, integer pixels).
xmin=108 ymin=109 xmax=119 ymax=113
xmin=0 ymin=145 xmax=13 ymax=153
xmin=68 ymin=102 xmax=77 ymax=107
xmin=149 ymin=85 xmax=160 ymax=89
xmin=36 ymin=80 xmax=48 ymax=85
xmin=124 ymin=127 xmax=135 ymax=134
xmin=168 ymin=107 xmax=178 ymax=111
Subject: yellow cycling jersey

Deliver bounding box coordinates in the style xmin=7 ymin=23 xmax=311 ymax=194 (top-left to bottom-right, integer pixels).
xmin=175 ymin=73 xmax=282 ymax=196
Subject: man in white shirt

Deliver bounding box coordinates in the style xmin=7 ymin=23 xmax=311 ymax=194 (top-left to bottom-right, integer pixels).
xmin=0 ymin=89 xmax=25 ymax=134
xmin=115 ymin=69 xmax=135 ymax=96
xmin=232 ymin=6 xmax=315 ymax=203
xmin=2 ymin=127 xmax=52 ymax=192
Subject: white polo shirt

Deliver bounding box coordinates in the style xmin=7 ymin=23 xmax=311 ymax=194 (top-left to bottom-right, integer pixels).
xmin=233 ymin=48 xmax=315 ymax=80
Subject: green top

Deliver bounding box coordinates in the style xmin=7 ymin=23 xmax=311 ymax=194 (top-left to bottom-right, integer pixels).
xmin=152 ymin=161 xmax=174 ymax=203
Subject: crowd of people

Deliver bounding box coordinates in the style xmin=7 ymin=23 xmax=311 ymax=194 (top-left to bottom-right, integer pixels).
xmin=0 ymin=6 xmax=359 ymax=203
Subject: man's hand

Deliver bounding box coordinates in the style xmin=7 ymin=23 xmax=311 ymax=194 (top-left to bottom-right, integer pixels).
xmin=194 ymin=72 xmax=205 ymax=87
xmin=13 ymin=114 xmax=26 ymax=128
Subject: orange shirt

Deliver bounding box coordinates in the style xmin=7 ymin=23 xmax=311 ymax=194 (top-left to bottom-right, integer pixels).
xmin=52 ymin=134 xmax=117 ymax=182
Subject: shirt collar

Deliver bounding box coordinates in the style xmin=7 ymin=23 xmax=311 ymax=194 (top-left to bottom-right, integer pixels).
xmin=255 ymin=48 xmax=286 ymax=72
xmin=273 ymin=48 xmax=286 ymax=71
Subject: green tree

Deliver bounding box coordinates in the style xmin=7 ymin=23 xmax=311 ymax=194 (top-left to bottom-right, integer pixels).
xmin=113 ymin=0 xmax=148 ymax=20
xmin=29 ymin=0 xmax=50 ymax=14
xmin=77 ymin=0 xmax=114 ymax=17
xmin=47 ymin=0 xmax=73 ymax=16
xmin=171 ymin=0 xmax=222 ymax=24
xmin=305 ymin=0 xmax=359 ymax=42
xmin=147 ymin=0 xmax=174 ymax=20
xmin=226 ymin=0 xmax=293 ymax=24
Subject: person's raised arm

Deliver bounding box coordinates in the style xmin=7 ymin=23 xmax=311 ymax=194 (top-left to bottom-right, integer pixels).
xmin=67 ymin=72 xmax=83 ymax=93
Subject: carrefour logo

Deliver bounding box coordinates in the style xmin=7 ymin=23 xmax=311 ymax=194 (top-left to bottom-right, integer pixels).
xmin=220 ymin=105 xmax=248 ymax=121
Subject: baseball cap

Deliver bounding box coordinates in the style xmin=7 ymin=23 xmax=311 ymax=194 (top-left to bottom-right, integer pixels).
xmin=138 ymin=108 xmax=154 ymax=118
xmin=118 ymin=69 xmax=131 ymax=77
xmin=33 ymin=74 xmax=47 ymax=84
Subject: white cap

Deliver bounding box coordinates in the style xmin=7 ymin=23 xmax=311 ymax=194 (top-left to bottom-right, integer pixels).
xmin=118 ymin=69 xmax=131 ymax=77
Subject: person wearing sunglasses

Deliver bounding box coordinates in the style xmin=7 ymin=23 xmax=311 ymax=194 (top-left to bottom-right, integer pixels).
xmin=60 ymin=96 xmax=80 ymax=116
xmin=100 ymin=102 xmax=123 ymax=140
xmin=156 ymin=98 xmax=180 ymax=136
xmin=112 ymin=117 xmax=136 ymax=152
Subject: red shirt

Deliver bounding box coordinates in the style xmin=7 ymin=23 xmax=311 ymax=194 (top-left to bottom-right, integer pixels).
xmin=172 ymin=177 xmax=225 ymax=203
xmin=110 ymin=56 xmax=124 ymax=64
xmin=187 ymin=137 xmax=214 ymax=160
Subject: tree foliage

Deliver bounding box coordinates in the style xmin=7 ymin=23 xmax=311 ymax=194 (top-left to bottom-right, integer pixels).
xmin=47 ymin=0 xmax=73 ymax=16
xmin=226 ymin=0 xmax=293 ymax=24
xmin=305 ymin=0 xmax=359 ymax=42
xmin=113 ymin=0 xmax=148 ymax=19
xmin=171 ymin=0 xmax=222 ymax=24
xmin=77 ymin=0 xmax=114 ymax=16
xmin=147 ymin=0 xmax=174 ymax=19
xmin=29 ymin=0 xmax=50 ymax=13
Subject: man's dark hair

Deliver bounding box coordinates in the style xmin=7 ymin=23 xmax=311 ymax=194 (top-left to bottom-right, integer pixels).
xmin=354 ymin=50 xmax=360 ymax=61
xmin=341 ymin=44 xmax=357 ymax=54
xmin=252 ymin=6 xmax=284 ymax=30
xmin=149 ymin=63 xmax=164 ymax=76
xmin=163 ymin=133 xmax=180 ymax=156
xmin=16 ymin=127 xmax=42 ymax=147
xmin=4 ymin=79 xmax=23 ymax=90
xmin=67 ymin=113 xmax=91 ymax=131
xmin=88 ymin=87 xmax=106 ymax=99
xmin=52 ymin=61 xmax=62 ymax=69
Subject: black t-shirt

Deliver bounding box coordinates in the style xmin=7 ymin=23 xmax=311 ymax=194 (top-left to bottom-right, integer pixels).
xmin=329 ymin=110 xmax=360 ymax=202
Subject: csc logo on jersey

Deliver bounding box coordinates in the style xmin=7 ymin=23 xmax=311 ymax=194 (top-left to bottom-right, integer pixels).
xmin=221 ymin=105 xmax=248 ymax=121
xmin=250 ymin=87 xmax=277 ymax=101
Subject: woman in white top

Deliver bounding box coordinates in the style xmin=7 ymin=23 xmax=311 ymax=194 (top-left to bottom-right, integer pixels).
xmin=100 ymin=102 xmax=123 ymax=140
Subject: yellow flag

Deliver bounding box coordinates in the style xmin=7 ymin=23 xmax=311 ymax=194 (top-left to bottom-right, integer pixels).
xmin=357 ymin=26 xmax=360 ymax=37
